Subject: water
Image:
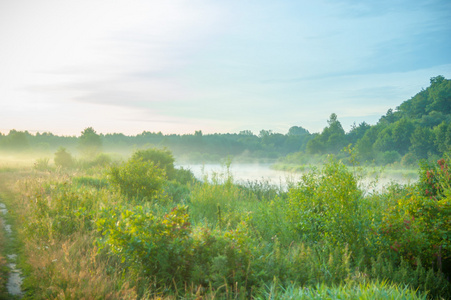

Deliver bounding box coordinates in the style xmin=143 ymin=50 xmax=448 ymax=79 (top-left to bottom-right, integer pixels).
xmin=180 ymin=163 xmax=301 ymax=188
xmin=0 ymin=201 xmax=24 ymax=298
xmin=179 ymin=163 xmax=418 ymax=193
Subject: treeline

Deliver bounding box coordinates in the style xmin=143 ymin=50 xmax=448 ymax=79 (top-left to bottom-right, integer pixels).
xmin=0 ymin=126 xmax=313 ymax=163
xmin=283 ymin=75 xmax=451 ymax=166
xmin=1 ymin=75 xmax=450 ymax=165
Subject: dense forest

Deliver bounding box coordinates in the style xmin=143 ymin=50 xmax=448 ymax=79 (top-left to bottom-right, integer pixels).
xmin=0 ymin=75 xmax=450 ymax=166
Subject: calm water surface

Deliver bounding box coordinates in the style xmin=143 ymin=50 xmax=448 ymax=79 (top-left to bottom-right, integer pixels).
xmin=179 ymin=163 xmax=418 ymax=193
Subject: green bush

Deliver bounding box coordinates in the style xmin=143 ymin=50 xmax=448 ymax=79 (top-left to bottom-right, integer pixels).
xmin=33 ymin=157 xmax=50 ymax=171
xmin=97 ymin=206 xmax=258 ymax=292
xmin=24 ymin=181 xmax=101 ymax=239
xmin=402 ymin=152 xmax=418 ymax=167
xmin=132 ymin=148 xmax=176 ymax=179
xmin=108 ymin=156 xmax=166 ymax=201
xmin=380 ymin=155 xmax=451 ymax=277
xmin=190 ymin=222 xmax=258 ymax=291
xmin=54 ymin=147 xmax=74 ymax=168
xmin=287 ymin=157 xmax=372 ymax=253
xmin=377 ymin=151 xmax=401 ymax=165
xmin=97 ymin=205 xmax=193 ymax=287
xmin=79 ymin=153 xmax=112 ymax=169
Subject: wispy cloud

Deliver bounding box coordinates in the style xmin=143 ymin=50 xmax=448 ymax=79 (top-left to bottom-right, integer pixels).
xmin=1 ymin=0 xmax=450 ymax=135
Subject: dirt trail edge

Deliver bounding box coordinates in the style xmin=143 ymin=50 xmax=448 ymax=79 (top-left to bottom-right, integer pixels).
xmin=0 ymin=201 xmax=24 ymax=298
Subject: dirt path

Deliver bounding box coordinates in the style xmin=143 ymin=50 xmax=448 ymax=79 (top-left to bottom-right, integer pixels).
xmin=0 ymin=201 xmax=24 ymax=298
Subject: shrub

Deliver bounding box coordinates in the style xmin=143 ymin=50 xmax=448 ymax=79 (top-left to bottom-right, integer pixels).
xmin=418 ymin=156 xmax=451 ymax=199
xmin=287 ymin=157 xmax=371 ymax=253
xmin=402 ymin=152 xmax=418 ymax=167
xmin=33 ymin=157 xmax=50 ymax=171
xmin=132 ymin=148 xmax=175 ymax=179
xmin=108 ymin=156 xmax=166 ymax=201
xmin=377 ymin=151 xmax=401 ymax=165
xmin=54 ymin=147 xmax=74 ymax=169
xmin=23 ymin=180 xmax=100 ymax=239
xmin=97 ymin=205 xmax=194 ymax=287
xmin=380 ymin=154 xmax=451 ymax=279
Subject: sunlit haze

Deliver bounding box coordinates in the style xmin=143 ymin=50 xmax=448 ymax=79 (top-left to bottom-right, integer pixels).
xmin=1 ymin=0 xmax=450 ymax=136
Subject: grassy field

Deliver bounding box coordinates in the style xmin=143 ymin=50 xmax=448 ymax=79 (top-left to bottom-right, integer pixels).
xmin=0 ymin=150 xmax=449 ymax=299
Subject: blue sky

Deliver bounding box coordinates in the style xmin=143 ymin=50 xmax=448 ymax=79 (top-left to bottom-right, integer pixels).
xmin=0 ymin=0 xmax=450 ymax=136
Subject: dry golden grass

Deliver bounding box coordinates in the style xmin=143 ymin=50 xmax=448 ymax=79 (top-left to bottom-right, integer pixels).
xmin=24 ymin=232 xmax=138 ymax=299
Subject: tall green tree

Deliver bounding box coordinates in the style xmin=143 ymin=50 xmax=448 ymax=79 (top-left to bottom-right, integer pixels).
xmin=391 ymin=118 xmax=415 ymax=155
xmin=428 ymin=75 xmax=451 ymax=114
xmin=409 ymin=127 xmax=436 ymax=159
xmin=307 ymin=114 xmax=345 ymax=154
xmin=434 ymin=121 xmax=451 ymax=154
xmin=78 ymin=127 xmax=102 ymax=158
xmin=0 ymin=130 xmax=30 ymax=151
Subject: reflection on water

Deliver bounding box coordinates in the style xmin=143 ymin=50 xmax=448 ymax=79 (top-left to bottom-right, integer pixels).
xmin=179 ymin=164 xmax=418 ymax=193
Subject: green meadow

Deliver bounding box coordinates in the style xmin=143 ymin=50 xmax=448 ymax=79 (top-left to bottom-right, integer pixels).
xmin=0 ymin=148 xmax=449 ymax=299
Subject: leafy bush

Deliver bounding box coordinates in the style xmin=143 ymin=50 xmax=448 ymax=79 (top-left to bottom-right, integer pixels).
xmin=172 ymin=166 xmax=197 ymax=185
xmin=33 ymin=157 xmax=50 ymax=171
xmin=54 ymin=147 xmax=74 ymax=169
xmin=97 ymin=206 xmax=257 ymax=292
xmin=402 ymin=152 xmax=418 ymax=167
xmin=97 ymin=205 xmax=193 ymax=287
xmin=108 ymin=156 xmax=166 ymax=201
xmin=132 ymin=148 xmax=175 ymax=179
xmin=380 ymin=155 xmax=451 ymax=278
xmin=418 ymin=156 xmax=450 ymax=198
xmin=377 ymin=150 xmax=401 ymax=165
xmin=79 ymin=153 xmax=112 ymax=169
xmin=23 ymin=180 xmax=100 ymax=239
xmin=287 ymin=158 xmax=372 ymax=253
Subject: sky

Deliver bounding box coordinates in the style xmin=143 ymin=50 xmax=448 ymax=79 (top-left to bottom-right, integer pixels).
xmin=1 ymin=0 xmax=450 ymax=136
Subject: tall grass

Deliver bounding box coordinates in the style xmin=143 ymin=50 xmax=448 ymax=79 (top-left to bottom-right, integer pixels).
xmin=258 ymin=280 xmax=428 ymax=300
xmin=0 ymin=152 xmax=449 ymax=299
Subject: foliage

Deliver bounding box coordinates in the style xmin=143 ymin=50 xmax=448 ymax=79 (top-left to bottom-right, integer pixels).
xmin=97 ymin=205 xmax=193 ymax=287
xmin=22 ymin=179 xmax=102 ymax=240
xmin=287 ymin=157 xmax=372 ymax=253
xmin=306 ymin=113 xmax=346 ymax=154
xmin=108 ymin=156 xmax=166 ymax=201
xmin=258 ymin=280 xmax=428 ymax=300
xmin=380 ymin=154 xmax=451 ymax=279
xmin=0 ymin=129 xmax=30 ymax=151
xmin=132 ymin=148 xmax=175 ymax=179
xmin=72 ymin=176 xmax=109 ymax=189
xmin=370 ymin=254 xmax=451 ymax=299
xmin=5 ymin=147 xmax=451 ymax=299
xmin=188 ymin=167 xmax=257 ymax=229
xmin=54 ymin=147 xmax=74 ymax=168
xmin=33 ymin=157 xmax=50 ymax=171
xmin=2 ymin=75 xmax=451 ymax=167
xmin=78 ymin=127 xmax=102 ymax=157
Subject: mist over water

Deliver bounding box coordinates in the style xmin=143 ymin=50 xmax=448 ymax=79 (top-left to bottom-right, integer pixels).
xmin=181 ymin=163 xmax=301 ymax=188
xmin=180 ymin=163 xmax=418 ymax=193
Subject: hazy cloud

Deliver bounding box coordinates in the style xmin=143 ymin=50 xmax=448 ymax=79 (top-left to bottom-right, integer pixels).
xmin=1 ymin=0 xmax=450 ymax=135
